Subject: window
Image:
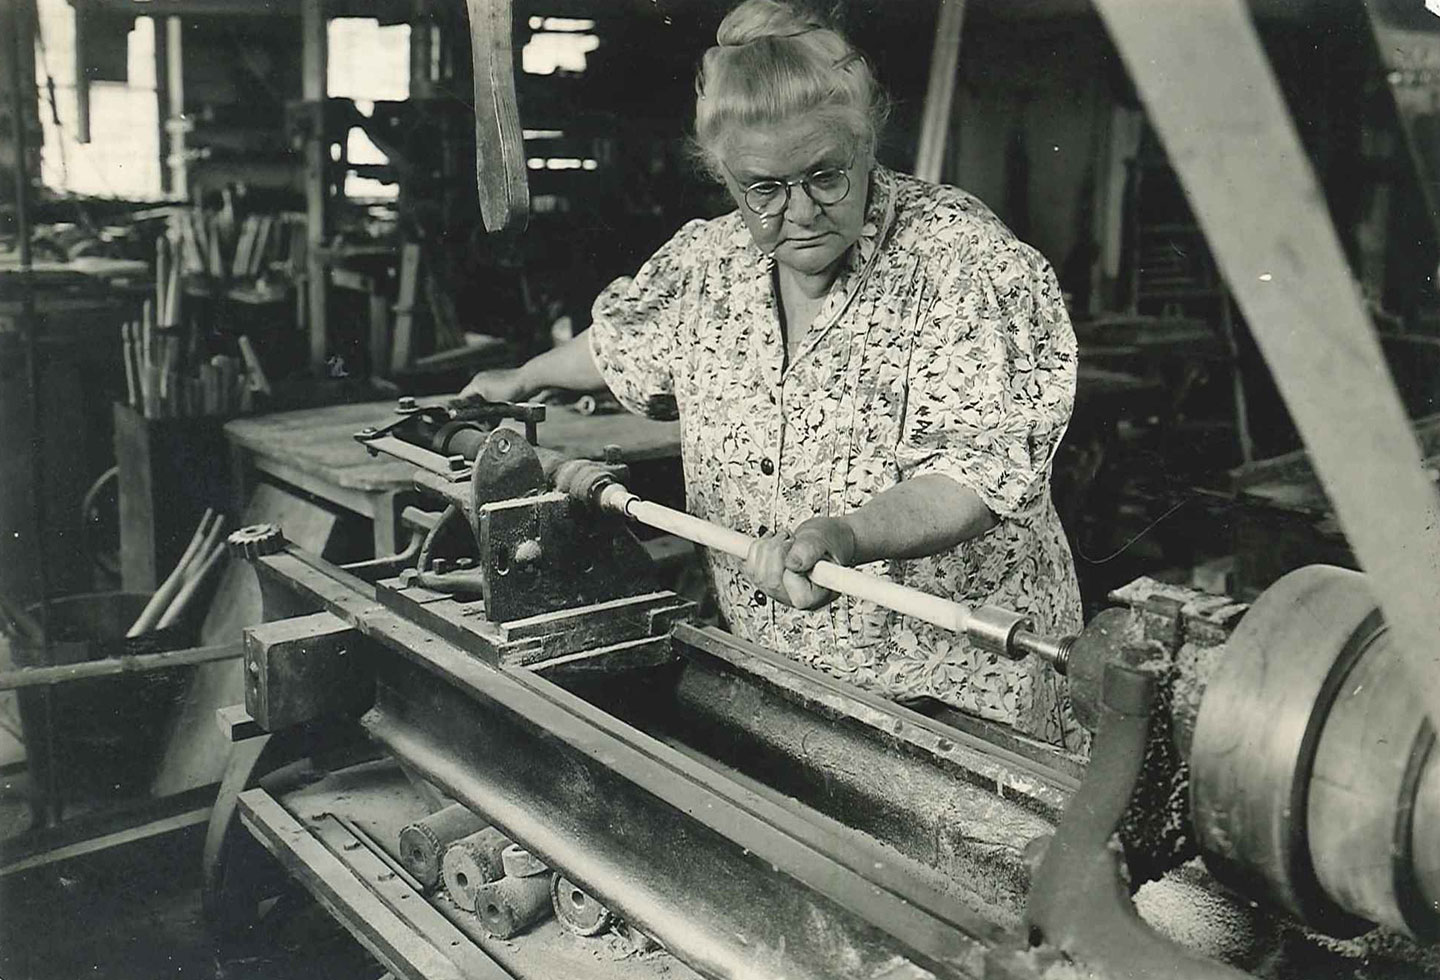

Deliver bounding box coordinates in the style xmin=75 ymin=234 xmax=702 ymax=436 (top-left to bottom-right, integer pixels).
xmin=328 ymin=18 xmax=409 ymax=201
xmin=35 ymin=0 xmax=162 ymax=200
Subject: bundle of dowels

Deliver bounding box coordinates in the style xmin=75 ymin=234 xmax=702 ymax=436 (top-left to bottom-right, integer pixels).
xmin=120 ymin=302 xmax=257 ymax=420
xmin=127 ymin=509 xmax=228 ymax=638
xmin=170 ymin=203 xmax=305 ymax=282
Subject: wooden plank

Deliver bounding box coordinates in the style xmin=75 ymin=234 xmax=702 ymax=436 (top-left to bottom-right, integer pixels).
xmin=252 ymin=454 xmax=388 ymax=518
xmin=0 ymin=784 xmax=217 ymax=877
xmin=465 ymin=0 xmax=529 ymax=233
xmin=1093 ymin=0 xmax=1440 ymax=730
xmin=306 ymin=812 xmax=512 ymax=980
xmin=238 ymin=789 xmax=468 ymax=980
xmin=391 ymin=243 xmax=421 ymax=374
xmin=215 ymin=703 xmax=265 ymax=742
xmin=1 ymin=807 xmax=211 ymax=878
xmin=369 ymin=290 xmax=391 ymax=381
xmin=224 ymin=400 xmax=681 ymax=497
xmin=115 ymin=402 xmax=159 ymax=590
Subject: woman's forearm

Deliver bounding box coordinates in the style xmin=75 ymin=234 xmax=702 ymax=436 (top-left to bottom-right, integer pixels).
xmin=841 ymin=474 xmax=997 ymax=564
xmin=519 ymin=329 xmax=607 ymax=394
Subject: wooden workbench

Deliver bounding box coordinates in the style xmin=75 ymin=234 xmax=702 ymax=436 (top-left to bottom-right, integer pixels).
xmin=225 ymin=400 xmax=682 ymax=555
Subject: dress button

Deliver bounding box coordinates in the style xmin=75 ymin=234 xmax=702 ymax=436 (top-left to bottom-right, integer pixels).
xmin=753 ymin=589 xmax=768 ymax=607
xmin=760 ymin=457 xmax=775 ymax=476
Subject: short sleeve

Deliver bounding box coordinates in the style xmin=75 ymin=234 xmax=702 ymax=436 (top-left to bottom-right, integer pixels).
xmin=588 ymin=218 xmax=709 ymax=421
xmin=894 ymin=238 xmax=1076 ymax=521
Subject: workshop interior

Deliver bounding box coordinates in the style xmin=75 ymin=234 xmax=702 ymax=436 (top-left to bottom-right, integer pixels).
xmin=3 ymin=0 xmax=1440 ymax=978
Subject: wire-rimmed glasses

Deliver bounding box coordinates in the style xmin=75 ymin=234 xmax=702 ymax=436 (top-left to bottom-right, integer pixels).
xmin=728 ymin=158 xmax=854 ymax=218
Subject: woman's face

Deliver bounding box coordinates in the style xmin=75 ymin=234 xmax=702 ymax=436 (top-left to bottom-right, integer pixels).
xmin=720 ymin=116 xmax=871 ymax=279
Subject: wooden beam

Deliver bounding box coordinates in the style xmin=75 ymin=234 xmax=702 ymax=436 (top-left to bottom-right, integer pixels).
xmin=165 ymin=15 xmax=186 ymax=198
xmin=302 ymin=0 xmax=328 ymax=374
xmin=89 ymin=0 xmax=301 ymax=14
xmin=0 ymin=785 xmax=217 ymax=877
xmin=1092 ymin=0 xmax=1440 ymax=729
xmin=914 ymin=0 xmax=966 ymax=183
xmin=73 ymin=0 xmax=91 ymax=143
xmin=85 ymin=0 xmax=414 ymax=17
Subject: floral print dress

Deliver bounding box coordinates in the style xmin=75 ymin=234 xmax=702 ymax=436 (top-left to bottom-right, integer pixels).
xmin=589 ymin=165 xmax=1085 ymax=751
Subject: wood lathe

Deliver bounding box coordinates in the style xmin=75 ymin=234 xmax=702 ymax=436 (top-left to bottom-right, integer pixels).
xmin=200 ymin=396 xmax=1440 ymax=980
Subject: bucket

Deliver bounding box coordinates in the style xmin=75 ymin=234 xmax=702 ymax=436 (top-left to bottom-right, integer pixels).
xmin=14 ymin=592 xmax=191 ymax=821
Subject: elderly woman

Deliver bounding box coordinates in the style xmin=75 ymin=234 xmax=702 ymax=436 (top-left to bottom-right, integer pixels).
xmin=462 ymin=0 xmax=1085 ymax=751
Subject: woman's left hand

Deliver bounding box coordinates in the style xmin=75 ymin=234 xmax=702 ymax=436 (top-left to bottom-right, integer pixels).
xmin=744 ymin=516 xmax=857 ymax=610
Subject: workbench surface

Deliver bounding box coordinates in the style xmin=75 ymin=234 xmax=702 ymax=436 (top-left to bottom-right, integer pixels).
xmin=225 ymin=399 xmax=682 ymax=493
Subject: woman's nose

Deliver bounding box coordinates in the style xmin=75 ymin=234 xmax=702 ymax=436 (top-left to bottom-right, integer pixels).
xmin=785 ymin=186 xmax=820 ymax=224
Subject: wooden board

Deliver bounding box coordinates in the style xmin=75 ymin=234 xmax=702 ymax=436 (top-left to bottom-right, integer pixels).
xmin=225 ymin=401 xmax=681 ymax=495
xmin=465 ymin=0 xmax=529 ymax=232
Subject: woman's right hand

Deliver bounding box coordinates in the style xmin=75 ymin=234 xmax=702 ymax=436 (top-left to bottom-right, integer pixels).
xmin=456 ymin=366 xmax=533 ymax=404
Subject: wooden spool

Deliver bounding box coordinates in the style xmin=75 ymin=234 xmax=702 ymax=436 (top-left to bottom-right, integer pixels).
xmin=475 ymin=874 xmax=553 ymax=939
xmin=440 ymin=826 xmax=512 ymax=912
xmin=398 ymin=804 xmax=488 ymax=889
xmin=551 ymin=873 xmax=613 ymax=937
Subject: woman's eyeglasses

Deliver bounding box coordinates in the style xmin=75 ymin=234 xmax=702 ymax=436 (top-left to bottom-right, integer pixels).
xmin=729 ymin=160 xmax=854 ymax=218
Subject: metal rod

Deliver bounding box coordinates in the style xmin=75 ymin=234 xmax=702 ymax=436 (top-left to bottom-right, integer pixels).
xmin=0 ymin=642 xmax=242 ymax=692
xmin=597 ymin=484 xmax=974 ymax=635
xmin=9 ymin=0 xmax=57 ymax=826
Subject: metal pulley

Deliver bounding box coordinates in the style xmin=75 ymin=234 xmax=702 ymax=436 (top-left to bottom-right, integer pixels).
xmin=1189 ymin=565 xmax=1440 ymax=940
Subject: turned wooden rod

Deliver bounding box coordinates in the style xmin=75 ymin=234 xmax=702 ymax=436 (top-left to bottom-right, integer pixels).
xmin=597 ymin=485 xmax=974 ymax=635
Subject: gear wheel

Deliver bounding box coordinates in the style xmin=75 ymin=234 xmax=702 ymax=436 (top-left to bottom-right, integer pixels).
xmin=227 ymin=524 xmax=287 ymax=559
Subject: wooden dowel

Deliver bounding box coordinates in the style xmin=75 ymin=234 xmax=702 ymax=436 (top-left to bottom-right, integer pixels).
xmin=156 ymin=235 xmax=169 ymax=326
xmin=127 ymin=508 xmax=213 ymax=637
xmin=165 ymin=250 xmax=181 ymax=328
xmin=237 ymin=335 xmax=271 ymax=395
xmin=597 ymin=486 xmax=974 ymax=635
xmin=187 ymin=514 xmax=227 ymax=579
xmin=0 ymin=643 xmax=242 ymax=692
xmin=156 ymin=543 xmax=225 ymax=629
xmin=121 ymin=322 xmax=137 ymax=407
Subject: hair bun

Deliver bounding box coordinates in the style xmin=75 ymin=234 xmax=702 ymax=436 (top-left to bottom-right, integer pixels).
xmin=694 ymin=0 xmax=889 ymax=181
xmin=716 ymin=0 xmax=825 ymax=47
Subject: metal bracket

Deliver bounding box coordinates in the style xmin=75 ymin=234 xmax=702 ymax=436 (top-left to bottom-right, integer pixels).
xmin=355 ymin=397 xmax=548 ymax=483
xmin=479 ymin=493 xmax=657 ymax=622
xmin=1025 ymin=663 xmax=1250 ymax=980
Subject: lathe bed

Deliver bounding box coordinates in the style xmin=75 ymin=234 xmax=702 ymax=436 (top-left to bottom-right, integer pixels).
xmin=201 ymin=399 xmax=1440 ymax=980
xmin=209 ymin=536 xmax=1437 ymax=980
